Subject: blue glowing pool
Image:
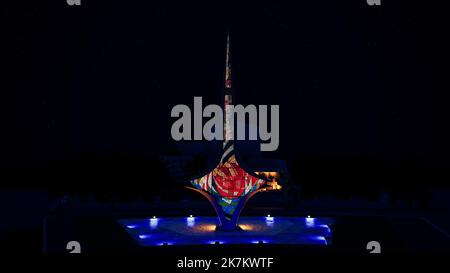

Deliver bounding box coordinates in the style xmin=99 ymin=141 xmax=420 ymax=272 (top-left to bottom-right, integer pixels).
xmin=118 ymin=216 xmax=334 ymax=247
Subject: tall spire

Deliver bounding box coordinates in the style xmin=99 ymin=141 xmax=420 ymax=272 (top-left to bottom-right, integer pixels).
xmin=188 ymin=33 xmax=273 ymax=230
xmin=225 ymin=33 xmax=232 ymax=90
xmin=222 ymin=33 xmax=234 ymax=163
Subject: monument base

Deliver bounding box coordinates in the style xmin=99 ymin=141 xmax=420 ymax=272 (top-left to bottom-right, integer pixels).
xmin=215 ymin=224 xmax=243 ymax=232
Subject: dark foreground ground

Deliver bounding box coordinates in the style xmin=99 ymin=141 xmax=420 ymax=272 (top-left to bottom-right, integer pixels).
xmin=1 ymin=191 xmax=448 ymax=256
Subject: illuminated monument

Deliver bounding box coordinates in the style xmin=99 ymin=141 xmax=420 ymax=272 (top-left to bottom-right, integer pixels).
xmin=118 ymin=35 xmax=333 ymax=248
xmin=187 ymin=35 xmax=281 ymax=231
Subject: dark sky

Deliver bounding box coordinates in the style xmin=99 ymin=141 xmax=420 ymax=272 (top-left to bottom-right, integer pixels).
xmin=2 ymin=0 xmax=449 ymax=174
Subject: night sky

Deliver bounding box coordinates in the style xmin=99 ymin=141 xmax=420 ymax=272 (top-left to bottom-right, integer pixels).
xmin=1 ymin=0 xmax=449 ymax=190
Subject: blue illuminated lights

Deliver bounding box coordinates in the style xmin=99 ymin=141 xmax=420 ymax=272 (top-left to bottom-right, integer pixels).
xmin=158 ymin=242 xmax=174 ymax=246
xmin=313 ymin=236 xmax=328 ymax=245
xmin=149 ymin=217 xmax=160 ymax=228
xmin=305 ymin=217 xmax=316 ymax=227
xmin=208 ymin=240 xmax=225 ymax=245
xmin=265 ymin=215 xmax=274 ymax=227
xmin=251 ymin=240 xmax=269 ymax=244
xmin=186 ymin=215 xmax=196 ymax=227
xmin=118 ymin=216 xmax=334 ymax=247
xmin=319 ymin=224 xmax=331 ymax=234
